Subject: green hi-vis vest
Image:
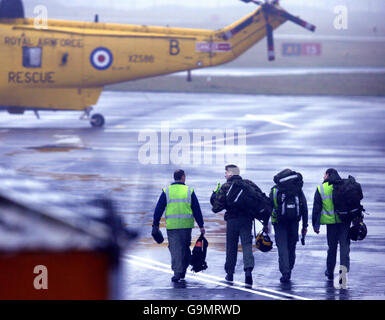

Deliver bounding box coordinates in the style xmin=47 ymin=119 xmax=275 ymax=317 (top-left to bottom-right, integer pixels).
xmin=271 ymin=187 xmax=278 ymax=224
xmin=163 ymin=184 xmax=195 ymax=230
xmin=318 ymin=182 xmax=341 ymax=224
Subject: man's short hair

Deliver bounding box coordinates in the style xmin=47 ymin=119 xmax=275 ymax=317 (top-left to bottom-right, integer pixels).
xmin=225 ymin=164 xmax=240 ymax=175
xmin=326 ymin=168 xmax=339 ymax=176
xmin=325 ymin=168 xmax=341 ymax=181
xmin=174 ymin=169 xmax=185 ymax=181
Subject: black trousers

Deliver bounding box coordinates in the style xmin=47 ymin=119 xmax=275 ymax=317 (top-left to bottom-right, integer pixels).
xmin=326 ymin=222 xmax=351 ymax=273
xmin=225 ymin=217 xmax=254 ymax=274
xmin=274 ymin=221 xmax=299 ymax=275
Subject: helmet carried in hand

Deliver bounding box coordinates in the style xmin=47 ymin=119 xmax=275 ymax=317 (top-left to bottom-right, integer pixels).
xmin=349 ymin=221 xmax=367 ymax=241
xmin=255 ymin=230 xmax=273 ymax=252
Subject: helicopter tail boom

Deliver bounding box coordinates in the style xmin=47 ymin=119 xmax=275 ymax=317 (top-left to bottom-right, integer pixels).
xmin=209 ymin=6 xmax=285 ymax=66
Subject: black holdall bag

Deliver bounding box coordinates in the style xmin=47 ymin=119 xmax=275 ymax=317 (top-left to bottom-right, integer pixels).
xmin=333 ymin=175 xmax=364 ymax=223
xmin=273 ymin=169 xmax=304 ymax=223
xmin=190 ymin=234 xmax=208 ymax=273
xmin=254 ymin=191 xmax=273 ymax=224
xmin=225 ymin=179 xmax=259 ymax=217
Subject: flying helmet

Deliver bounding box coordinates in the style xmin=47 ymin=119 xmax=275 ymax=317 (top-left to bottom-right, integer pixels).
xmin=349 ymin=221 xmax=367 ymax=241
xmin=151 ymin=225 xmax=164 ymax=244
xmin=255 ymin=231 xmax=273 ymax=252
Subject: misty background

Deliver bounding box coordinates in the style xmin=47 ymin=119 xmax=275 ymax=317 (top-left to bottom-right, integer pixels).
xmin=23 ymin=0 xmax=385 ymax=35
xmin=21 ymin=0 xmax=385 ymax=68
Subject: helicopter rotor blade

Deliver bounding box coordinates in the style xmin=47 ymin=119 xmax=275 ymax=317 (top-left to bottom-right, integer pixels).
xmin=266 ymin=23 xmax=275 ymax=61
xmin=264 ymin=12 xmax=275 ymax=61
xmin=276 ymin=9 xmax=316 ymax=32
xmin=240 ymin=0 xmax=316 ymax=61
xmin=240 ymin=0 xmax=264 ymax=5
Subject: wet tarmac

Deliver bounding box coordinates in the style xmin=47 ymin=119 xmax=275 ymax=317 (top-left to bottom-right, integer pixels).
xmin=173 ymin=67 xmax=385 ymax=77
xmin=0 ymin=92 xmax=384 ymax=300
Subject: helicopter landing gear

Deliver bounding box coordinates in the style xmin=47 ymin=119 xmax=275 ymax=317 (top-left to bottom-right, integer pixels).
xmin=90 ymin=113 xmax=105 ymax=128
xmin=80 ymin=107 xmax=105 ymax=128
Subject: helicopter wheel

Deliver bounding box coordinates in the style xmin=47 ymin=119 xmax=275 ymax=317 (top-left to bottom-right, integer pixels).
xmin=90 ymin=113 xmax=105 ymax=128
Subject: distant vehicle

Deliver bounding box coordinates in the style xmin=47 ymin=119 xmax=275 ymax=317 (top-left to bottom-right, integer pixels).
xmin=0 ymin=0 xmax=315 ymax=127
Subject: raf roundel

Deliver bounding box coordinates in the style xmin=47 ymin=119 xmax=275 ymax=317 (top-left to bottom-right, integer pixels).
xmin=90 ymin=47 xmax=113 ymax=70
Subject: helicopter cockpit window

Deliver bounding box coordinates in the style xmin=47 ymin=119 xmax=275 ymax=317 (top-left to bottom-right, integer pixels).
xmin=22 ymin=47 xmax=42 ymax=68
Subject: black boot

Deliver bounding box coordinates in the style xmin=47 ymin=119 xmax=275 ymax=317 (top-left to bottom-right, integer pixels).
xmin=225 ymin=273 xmax=233 ymax=282
xmin=280 ymin=273 xmax=291 ymax=283
xmin=171 ymin=273 xmax=183 ymax=282
xmin=325 ymin=270 xmax=334 ymax=281
xmin=245 ymin=269 xmax=253 ymax=286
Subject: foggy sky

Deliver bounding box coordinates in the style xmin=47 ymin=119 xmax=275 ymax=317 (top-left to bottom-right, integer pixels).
xmin=45 ymin=0 xmax=385 ymax=12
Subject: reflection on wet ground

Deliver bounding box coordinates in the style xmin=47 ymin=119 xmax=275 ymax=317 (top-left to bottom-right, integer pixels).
xmin=1 ymin=92 xmax=384 ymax=300
xmin=26 ymin=145 xmax=87 ymax=153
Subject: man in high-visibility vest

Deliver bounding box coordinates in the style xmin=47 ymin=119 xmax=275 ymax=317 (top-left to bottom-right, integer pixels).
xmin=312 ymin=168 xmax=350 ymax=280
xmin=153 ymin=170 xmax=205 ymax=283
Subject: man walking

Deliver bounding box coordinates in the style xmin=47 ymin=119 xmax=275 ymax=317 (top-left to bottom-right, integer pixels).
xmin=269 ymin=169 xmax=308 ymax=283
xmin=210 ymin=164 xmax=267 ymax=286
xmin=312 ymin=168 xmax=352 ymax=280
xmin=152 ymin=169 xmax=205 ymax=283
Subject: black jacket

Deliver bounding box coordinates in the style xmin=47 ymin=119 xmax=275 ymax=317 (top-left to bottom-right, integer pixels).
xmin=210 ymin=175 xmax=267 ymax=224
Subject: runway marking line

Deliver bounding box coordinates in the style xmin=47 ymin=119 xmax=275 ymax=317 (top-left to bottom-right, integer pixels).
xmin=244 ymin=114 xmax=297 ymax=129
xmin=127 ymin=258 xmax=286 ymax=300
xmin=125 ymin=254 xmax=311 ymax=300
xmin=189 ymin=129 xmax=290 ymax=148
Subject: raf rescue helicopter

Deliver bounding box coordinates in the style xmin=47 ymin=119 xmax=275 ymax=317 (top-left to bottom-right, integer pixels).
xmin=0 ymin=0 xmax=315 ymax=127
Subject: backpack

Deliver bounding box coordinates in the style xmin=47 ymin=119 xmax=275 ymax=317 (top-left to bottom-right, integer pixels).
xmin=275 ymin=192 xmax=302 ymax=223
xmin=273 ymin=169 xmax=303 ymax=195
xmin=273 ymin=169 xmax=304 ymax=223
xmin=225 ymin=179 xmax=259 ymax=217
xmin=190 ymin=234 xmax=208 ymax=273
xmin=332 ymin=175 xmax=363 ymax=223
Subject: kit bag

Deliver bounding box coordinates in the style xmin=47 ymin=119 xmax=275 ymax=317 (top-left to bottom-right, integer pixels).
xmin=333 ymin=175 xmax=363 ymax=222
xmin=273 ymin=169 xmax=303 ymax=195
xmin=225 ymin=179 xmax=259 ymax=217
xmin=190 ymin=234 xmax=208 ymax=273
xmin=254 ymin=191 xmax=273 ymax=224
xmin=273 ymin=169 xmax=304 ymax=223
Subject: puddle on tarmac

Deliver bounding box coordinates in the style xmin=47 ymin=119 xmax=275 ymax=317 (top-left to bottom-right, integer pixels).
xmin=26 ymin=144 xmax=88 ymax=153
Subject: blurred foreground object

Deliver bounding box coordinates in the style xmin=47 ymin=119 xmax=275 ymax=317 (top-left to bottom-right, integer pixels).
xmin=0 ymin=167 xmax=136 ymax=300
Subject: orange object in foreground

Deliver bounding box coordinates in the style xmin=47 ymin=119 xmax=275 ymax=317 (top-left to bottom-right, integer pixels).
xmin=0 ymin=167 xmax=136 ymax=300
xmin=0 ymin=251 xmax=110 ymax=300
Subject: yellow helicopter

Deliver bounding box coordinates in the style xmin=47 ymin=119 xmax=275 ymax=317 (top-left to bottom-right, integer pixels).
xmin=0 ymin=0 xmax=315 ymax=127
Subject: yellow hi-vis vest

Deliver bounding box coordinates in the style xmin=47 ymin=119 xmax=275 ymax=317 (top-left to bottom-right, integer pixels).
xmin=163 ymin=184 xmax=195 ymax=230
xmin=318 ymin=182 xmax=341 ymax=224
xmin=271 ymin=187 xmax=278 ymax=224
